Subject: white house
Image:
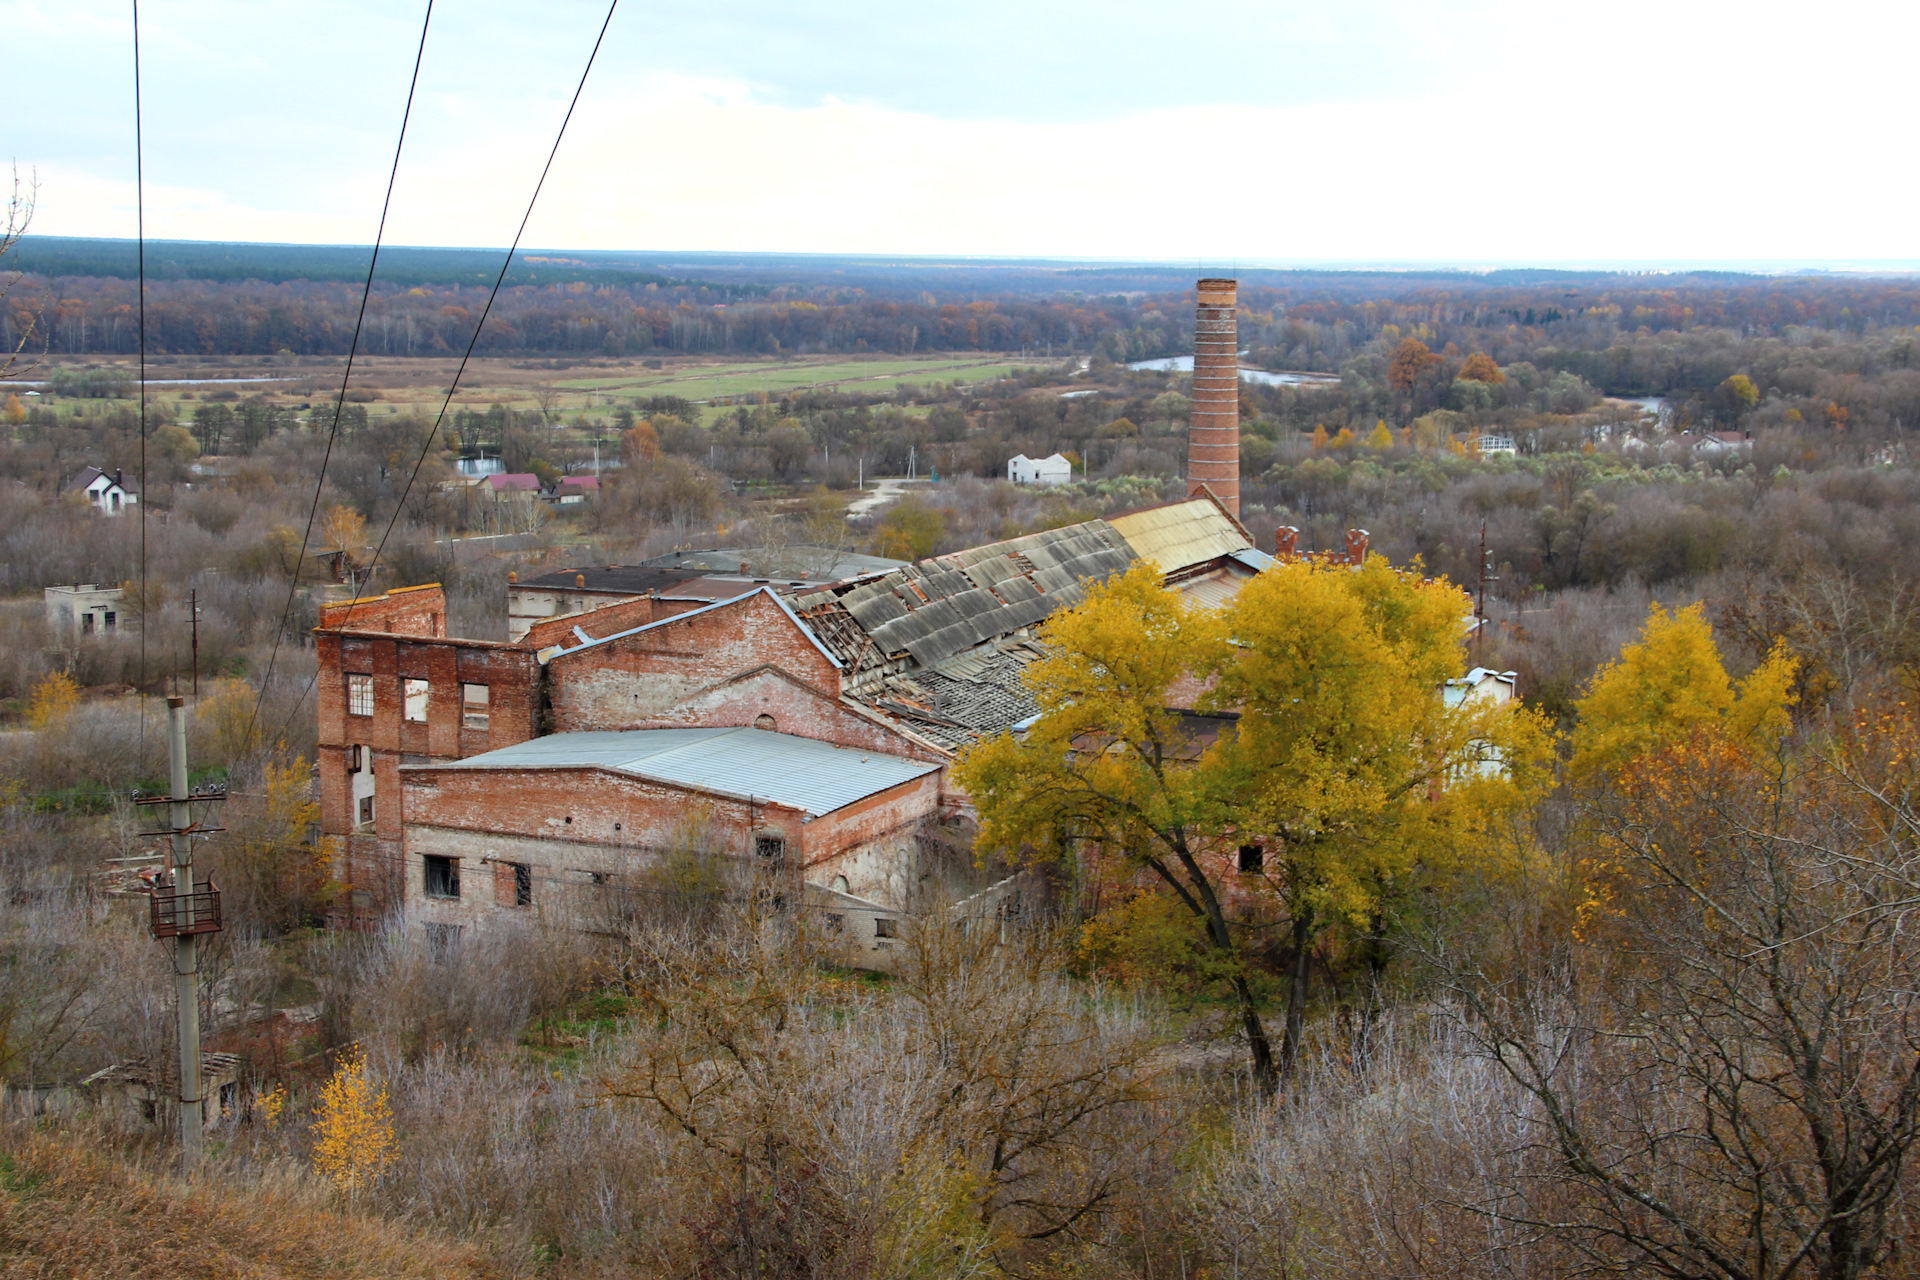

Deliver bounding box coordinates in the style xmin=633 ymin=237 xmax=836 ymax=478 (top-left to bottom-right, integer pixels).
xmin=1692 ymin=432 xmax=1751 ymax=457
xmin=1008 ymin=453 xmax=1073 ymax=486
xmin=65 ymin=466 xmax=140 ymax=516
xmin=1472 ymin=435 xmax=1517 ymax=458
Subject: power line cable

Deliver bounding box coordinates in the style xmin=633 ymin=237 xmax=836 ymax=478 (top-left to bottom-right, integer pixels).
xmin=133 ymin=0 xmax=148 ymax=753
xmin=270 ymin=0 xmax=620 ymax=744
xmin=241 ymin=0 xmax=437 ymax=755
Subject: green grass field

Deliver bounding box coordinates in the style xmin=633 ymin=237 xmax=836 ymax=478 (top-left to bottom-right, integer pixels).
xmin=554 ymin=356 xmax=1035 ymax=402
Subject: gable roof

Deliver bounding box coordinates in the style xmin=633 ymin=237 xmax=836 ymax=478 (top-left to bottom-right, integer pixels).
xmin=416 ymin=726 xmax=938 ymax=816
xmin=541 ymin=585 xmax=844 ymax=670
xmin=65 ymin=466 xmax=139 ymax=495
xmin=486 ymin=473 xmax=542 ymax=491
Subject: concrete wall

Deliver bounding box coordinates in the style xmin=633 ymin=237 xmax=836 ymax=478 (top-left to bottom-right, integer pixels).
xmin=509 ymin=586 xmax=642 ymax=642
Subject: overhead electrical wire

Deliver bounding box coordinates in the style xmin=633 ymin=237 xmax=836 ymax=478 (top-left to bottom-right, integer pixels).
xmin=269 ymin=0 xmax=622 ymax=745
xmin=239 ymin=0 xmax=437 ymax=755
xmin=132 ymin=0 xmax=148 ymax=752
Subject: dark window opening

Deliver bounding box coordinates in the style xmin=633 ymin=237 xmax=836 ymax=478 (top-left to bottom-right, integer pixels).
xmin=424 ymin=855 xmax=460 ymax=899
xmin=824 ymin=913 xmax=844 ymax=933
xmin=874 ymin=917 xmax=898 ymax=939
xmin=754 ymin=835 xmax=785 ymax=862
xmin=1238 ymin=844 xmax=1265 ymax=873
xmin=754 ymin=713 xmax=776 ymax=730
xmin=589 ymin=871 xmax=610 ymax=886
xmin=513 ymin=862 xmax=532 ymax=907
xmin=82 ymin=613 xmax=94 ymax=635
xmin=357 ymin=795 xmax=375 ymax=828
xmin=425 ymin=922 xmax=463 ymax=960
xmin=104 ymin=611 xmax=117 ymax=633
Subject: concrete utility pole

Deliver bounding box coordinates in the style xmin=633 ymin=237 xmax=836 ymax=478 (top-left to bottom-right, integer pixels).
xmin=166 ymin=697 xmax=203 ymax=1167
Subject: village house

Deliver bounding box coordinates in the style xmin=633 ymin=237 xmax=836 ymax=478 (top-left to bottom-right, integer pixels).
xmin=64 ymin=466 xmax=140 ymax=515
xmin=1007 ymin=452 xmax=1074 ymax=485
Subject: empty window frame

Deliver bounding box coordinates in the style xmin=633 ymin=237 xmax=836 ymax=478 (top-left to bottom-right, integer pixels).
xmin=461 ymin=682 xmax=490 ymax=730
xmin=873 ymin=917 xmax=898 ymax=940
xmin=346 ymin=673 xmax=374 ymax=717
xmin=498 ymin=861 xmax=532 ymax=908
xmin=425 ymin=922 xmax=463 ymax=961
xmin=103 ymin=611 xmax=117 ymax=633
xmin=754 ymin=835 xmax=785 ymax=863
xmin=823 ymin=913 xmax=844 ymax=934
xmin=424 ymin=854 xmax=460 ymax=899
xmin=81 ymin=613 xmax=95 ymax=636
xmin=346 ymin=744 xmax=370 ymax=774
xmin=1237 ymin=844 xmax=1265 ymax=874
xmin=402 ymin=678 xmax=429 ymax=723
xmin=357 ymin=795 xmax=375 ymax=828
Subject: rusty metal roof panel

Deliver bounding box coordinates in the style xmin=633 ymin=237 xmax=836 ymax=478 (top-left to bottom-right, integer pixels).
xmin=1108 ymin=499 xmax=1252 ymax=572
xmin=1176 ymin=571 xmax=1246 ymax=609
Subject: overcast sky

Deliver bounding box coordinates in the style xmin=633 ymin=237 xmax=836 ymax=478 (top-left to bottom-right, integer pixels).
xmin=2 ymin=0 xmax=1915 ymax=265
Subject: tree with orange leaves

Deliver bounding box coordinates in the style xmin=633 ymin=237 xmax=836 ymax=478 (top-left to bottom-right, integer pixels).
xmin=1457 ymin=352 xmax=1505 ymax=384
xmin=1387 ymin=338 xmax=1441 ymax=395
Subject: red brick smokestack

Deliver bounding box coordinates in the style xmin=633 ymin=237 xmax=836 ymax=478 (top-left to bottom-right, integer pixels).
xmin=1187 ymin=278 xmax=1239 ymax=516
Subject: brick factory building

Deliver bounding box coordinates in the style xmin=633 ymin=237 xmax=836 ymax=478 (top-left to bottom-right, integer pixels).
xmin=316 ymin=490 xmax=1271 ymax=937
xmin=316 ymin=491 xmax=1274 ymax=932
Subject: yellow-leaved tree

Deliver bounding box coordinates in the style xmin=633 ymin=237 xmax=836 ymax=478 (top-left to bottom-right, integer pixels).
xmin=310 ymin=1045 xmax=397 ymax=1194
xmin=1566 ymin=602 xmax=1798 ymax=933
xmin=26 ymin=671 xmax=81 ymax=732
xmin=1216 ymin=556 xmax=1555 ymax=1073
xmin=1569 ymin=602 xmax=1796 ymax=783
xmin=956 ymin=559 xmax=1553 ymax=1092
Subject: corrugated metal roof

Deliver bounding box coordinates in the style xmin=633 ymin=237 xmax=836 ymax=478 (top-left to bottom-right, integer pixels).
xmin=1108 ymin=499 xmax=1252 ymax=572
xmin=1176 ymin=571 xmax=1246 ymax=609
xmin=418 ymin=728 xmax=938 ymax=816
xmin=841 ymin=522 xmax=1135 ymax=668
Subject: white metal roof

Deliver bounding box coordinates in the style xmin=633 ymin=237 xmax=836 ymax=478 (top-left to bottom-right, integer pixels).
xmin=413 ymin=727 xmax=939 ymax=816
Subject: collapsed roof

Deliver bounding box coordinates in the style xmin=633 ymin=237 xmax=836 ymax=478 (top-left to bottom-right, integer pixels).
xmin=791 ymin=494 xmax=1260 ymax=752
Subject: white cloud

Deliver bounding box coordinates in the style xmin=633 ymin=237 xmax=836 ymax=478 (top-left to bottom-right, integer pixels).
xmin=11 ymin=0 xmax=1918 ymax=262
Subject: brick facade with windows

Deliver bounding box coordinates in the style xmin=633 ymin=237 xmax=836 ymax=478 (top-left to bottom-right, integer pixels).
xmin=315 ymin=586 xmax=541 ymax=912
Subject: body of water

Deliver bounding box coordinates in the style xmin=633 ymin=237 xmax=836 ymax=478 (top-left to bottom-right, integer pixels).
xmin=1125 ymin=356 xmax=1338 ymax=387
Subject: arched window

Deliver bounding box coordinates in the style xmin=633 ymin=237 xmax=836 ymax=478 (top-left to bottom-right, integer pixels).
xmin=754 ymin=713 xmax=777 ymax=731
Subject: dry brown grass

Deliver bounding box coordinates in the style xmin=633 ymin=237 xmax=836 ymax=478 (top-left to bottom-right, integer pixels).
xmin=0 ymin=1126 xmax=506 ymax=1280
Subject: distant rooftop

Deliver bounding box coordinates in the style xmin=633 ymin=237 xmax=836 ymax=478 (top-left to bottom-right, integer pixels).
xmin=641 ymin=545 xmax=907 ymax=582
xmin=415 ymin=726 xmax=939 ymax=816
xmin=519 ymin=565 xmax=711 ymax=595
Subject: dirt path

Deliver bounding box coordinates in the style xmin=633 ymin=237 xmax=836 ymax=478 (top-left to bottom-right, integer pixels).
xmin=844 ymin=477 xmax=926 ymax=521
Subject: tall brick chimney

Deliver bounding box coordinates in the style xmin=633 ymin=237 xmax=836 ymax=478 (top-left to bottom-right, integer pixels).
xmin=1187 ymin=277 xmax=1239 ymax=516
